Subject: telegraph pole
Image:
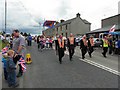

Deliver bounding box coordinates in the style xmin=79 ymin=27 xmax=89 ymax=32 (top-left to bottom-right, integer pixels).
xmin=5 ymin=0 xmax=7 ymax=34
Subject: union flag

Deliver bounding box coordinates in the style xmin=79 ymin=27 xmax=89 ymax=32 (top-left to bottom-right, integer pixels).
xmin=18 ymin=56 xmax=26 ymax=72
xmin=109 ymin=25 xmax=116 ymax=33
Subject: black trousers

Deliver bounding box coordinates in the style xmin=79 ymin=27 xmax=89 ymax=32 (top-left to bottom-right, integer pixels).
xmin=102 ymin=47 xmax=108 ymax=57
xmin=81 ymin=47 xmax=87 ymax=59
xmin=49 ymin=43 xmax=53 ymax=48
xmin=109 ymin=46 xmax=113 ymax=54
xmin=55 ymin=41 xmax=58 ymax=55
xmin=58 ymin=48 xmax=64 ymax=63
xmin=27 ymin=40 xmax=32 ymax=46
xmin=118 ymin=48 xmax=120 ymax=55
xmin=4 ymin=68 xmax=8 ymax=80
xmin=19 ymin=64 xmax=23 ymax=74
xmin=68 ymin=45 xmax=75 ymax=60
xmin=55 ymin=40 xmax=58 ymax=50
xmin=88 ymin=46 xmax=94 ymax=57
xmin=13 ymin=56 xmax=23 ymax=74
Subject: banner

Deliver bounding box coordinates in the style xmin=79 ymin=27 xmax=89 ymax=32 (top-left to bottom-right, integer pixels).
xmin=43 ymin=20 xmax=56 ymax=28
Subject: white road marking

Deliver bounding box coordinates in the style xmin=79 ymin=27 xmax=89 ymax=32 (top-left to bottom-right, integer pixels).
xmin=79 ymin=58 xmax=120 ymax=76
xmin=53 ymin=46 xmax=120 ymax=76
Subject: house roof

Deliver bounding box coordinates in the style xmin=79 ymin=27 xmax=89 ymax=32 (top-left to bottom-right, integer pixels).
xmin=82 ymin=19 xmax=91 ymax=24
xmin=55 ymin=18 xmax=76 ymax=27
xmin=102 ymin=14 xmax=120 ymax=21
xmin=55 ymin=17 xmax=91 ymax=27
xmin=86 ymin=25 xmax=120 ymax=34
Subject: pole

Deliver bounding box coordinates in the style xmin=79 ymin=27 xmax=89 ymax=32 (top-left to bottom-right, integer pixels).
xmin=5 ymin=0 xmax=7 ymax=34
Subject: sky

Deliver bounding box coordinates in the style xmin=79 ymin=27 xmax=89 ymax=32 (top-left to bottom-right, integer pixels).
xmin=0 ymin=0 xmax=120 ymax=34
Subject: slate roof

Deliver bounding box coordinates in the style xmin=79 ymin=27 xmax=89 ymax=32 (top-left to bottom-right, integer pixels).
xmin=55 ymin=17 xmax=91 ymax=27
xmin=86 ymin=25 xmax=120 ymax=34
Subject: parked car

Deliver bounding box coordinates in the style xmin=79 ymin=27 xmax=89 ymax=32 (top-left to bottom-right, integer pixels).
xmin=75 ymin=37 xmax=82 ymax=46
xmin=93 ymin=38 xmax=102 ymax=47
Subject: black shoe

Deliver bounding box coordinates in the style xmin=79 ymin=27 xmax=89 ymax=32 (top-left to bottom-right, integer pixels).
xmin=17 ymin=73 xmax=22 ymax=78
xmin=70 ymin=57 xmax=72 ymax=61
xmin=59 ymin=61 xmax=62 ymax=64
xmin=12 ymin=83 xmax=19 ymax=88
xmin=102 ymin=53 xmax=104 ymax=56
xmin=8 ymin=84 xmax=12 ymax=87
xmin=104 ymin=56 xmax=107 ymax=58
xmin=82 ymin=57 xmax=85 ymax=59
xmin=90 ymin=54 xmax=92 ymax=58
xmin=5 ymin=77 xmax=7 ymax=80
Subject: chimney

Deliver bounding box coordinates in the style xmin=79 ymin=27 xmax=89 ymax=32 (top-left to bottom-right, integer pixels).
xmin=60 ymin=19 xmax=65 ymax=23
xmin=76 ymin=13 xmax=80 ymax=17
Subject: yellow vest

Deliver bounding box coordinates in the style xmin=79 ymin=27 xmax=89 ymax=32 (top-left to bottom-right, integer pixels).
xmin=103 ymin=39 xmax=108 ymax=47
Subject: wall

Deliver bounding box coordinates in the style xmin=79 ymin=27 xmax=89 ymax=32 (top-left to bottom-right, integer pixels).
xmin=70 ymin=17 xmax=90 ymax=36
xmin=102 ymin=15 xmax=120 ymax=28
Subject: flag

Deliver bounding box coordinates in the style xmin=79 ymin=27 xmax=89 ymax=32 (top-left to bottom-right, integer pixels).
xmin=18 ymin=56 xmax=26 ymax=72
xmin=1 ymin=46 xmax=9 ymax=54
xmin=43 ymin=20 xmax=56 ymax=28
xmin=109 ymin=25 xmax=116 ymax=33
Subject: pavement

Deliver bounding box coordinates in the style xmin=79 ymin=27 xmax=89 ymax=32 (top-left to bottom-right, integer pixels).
xmin=2 ymin=42 xmax=119 ymax=88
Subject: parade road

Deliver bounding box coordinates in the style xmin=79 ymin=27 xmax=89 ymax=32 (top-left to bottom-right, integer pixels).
xmin=2 ymin=42 xmax=119 ymax=88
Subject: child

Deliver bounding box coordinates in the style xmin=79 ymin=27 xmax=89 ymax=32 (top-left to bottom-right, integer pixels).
xmin=2 ymin=44 xmax=10 ymax=80
xmin=6 ymin=50 xmax=19 ymax=88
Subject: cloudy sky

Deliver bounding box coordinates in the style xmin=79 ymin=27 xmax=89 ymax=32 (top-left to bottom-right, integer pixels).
xmin=0 ymin=0 xmax=119 ymax=34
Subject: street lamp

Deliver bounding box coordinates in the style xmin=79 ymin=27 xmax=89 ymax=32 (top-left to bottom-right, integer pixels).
xmin=5 ymin=0 xmax=7 ymax=34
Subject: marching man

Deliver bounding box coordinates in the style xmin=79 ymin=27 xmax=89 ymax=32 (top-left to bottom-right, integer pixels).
xmin=102 ymin=36 xmax=109 ymax=58
xmin=67 ymin=33 xmax=76 ymax=61
xmin=57 ymin=35 xmax=65 ymax=64
xmin=88 ymin=35 xmax=94 ymax=58
xmin=80 ymin=35 xmax=87 ymax=59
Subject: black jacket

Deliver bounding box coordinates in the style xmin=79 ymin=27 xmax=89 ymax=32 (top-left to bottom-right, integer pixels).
xmin=67 ymin=38 xmax=76 ymax=48
xmin=13 ymin=55 xmax=22 ymax=64
xmin=80 ymin=39 xmax=87 ymax=49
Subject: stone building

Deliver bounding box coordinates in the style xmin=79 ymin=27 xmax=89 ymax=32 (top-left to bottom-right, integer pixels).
xmin=43 ymin=13 xmax=91 ymax=37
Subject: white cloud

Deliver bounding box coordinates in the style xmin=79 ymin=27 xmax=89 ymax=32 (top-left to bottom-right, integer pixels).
xmin=0 ymin=0 xmax=119 ymax=33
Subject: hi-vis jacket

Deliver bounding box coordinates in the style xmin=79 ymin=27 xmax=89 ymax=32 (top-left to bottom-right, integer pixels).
xmin=103 ymin=39 xmax=109 ymax=47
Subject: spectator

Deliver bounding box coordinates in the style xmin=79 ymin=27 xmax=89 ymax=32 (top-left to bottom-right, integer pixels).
xmin=108 ymin=35 xmax=113 ymax=55
xmin=115 ymin=39 xmax=118 ymax=54
xmin=49 ymin=37 xmax=53 ymax=49
xmin=27 ymin=34 xmax=32 ymax=46
xmin=6 ymin=50 xmax=19 ymax=88
xmin=117 ymin=38 xmax=120 ymax=55
xmin=12 ymin=29 xmax=26 ymax=77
